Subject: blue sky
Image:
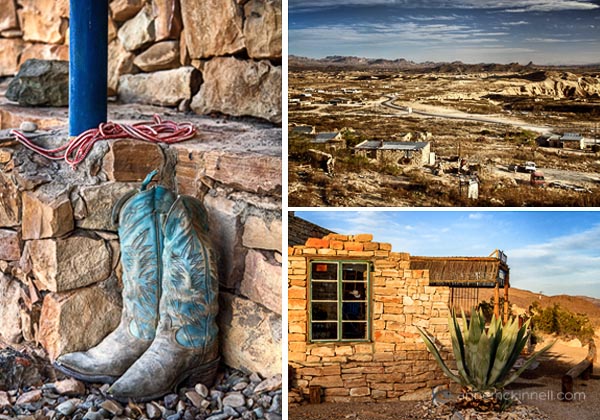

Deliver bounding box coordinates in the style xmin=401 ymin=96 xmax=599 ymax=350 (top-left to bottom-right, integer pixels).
xmin=294 ymin=210 xmax=600 ymax=298
xmin=289 ymin=0 xmax=600 ymax=64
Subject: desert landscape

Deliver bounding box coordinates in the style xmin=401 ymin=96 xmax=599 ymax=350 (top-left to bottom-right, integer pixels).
xmin=288 ymin=57 xmax=600 ymax=207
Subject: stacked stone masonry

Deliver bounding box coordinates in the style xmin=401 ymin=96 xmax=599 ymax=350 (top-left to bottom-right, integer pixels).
xmin=0 ymin=0 xmax=282 ymax=123
xmin=288 ymin=234 xmax=453 ymax=403
xmin=0 ymin=117 xmax=282 ymax=377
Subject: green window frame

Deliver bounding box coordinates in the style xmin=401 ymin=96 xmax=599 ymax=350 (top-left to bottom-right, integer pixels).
xmin=309 ymin=260 xmax=370 ymax=342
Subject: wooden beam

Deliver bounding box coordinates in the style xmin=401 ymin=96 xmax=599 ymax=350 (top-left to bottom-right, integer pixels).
xmin=503 ymin=273 xmax=510 ymax=324
xmin=561 ymin=339 xmax=596 ymax=401
xmin=493 ymin=282 xmax=500 ymax=320
xmin=309 ymin=385 xmax=322 ymax=404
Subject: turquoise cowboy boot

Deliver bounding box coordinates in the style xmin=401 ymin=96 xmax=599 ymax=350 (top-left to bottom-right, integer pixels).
xmin=107 ymin=195 xmax=220 ymax=402
xmin=54 ymin=171 xmax=175 ymax=383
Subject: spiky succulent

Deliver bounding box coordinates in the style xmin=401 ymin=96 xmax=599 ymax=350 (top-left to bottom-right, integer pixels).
xmin=418 ymin=309 xmax=554 ymax=392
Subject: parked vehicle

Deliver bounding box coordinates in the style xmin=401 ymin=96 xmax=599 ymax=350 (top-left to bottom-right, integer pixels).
xmin=509 ymin=161 xmax=537 ymax=173
xmin=524 ymin=161 xmax=537 ymax=173
xmin=530 ymin=171 xmax=545 ymax=187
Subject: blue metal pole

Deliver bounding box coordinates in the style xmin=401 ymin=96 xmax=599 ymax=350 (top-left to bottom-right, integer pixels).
xmin=69 ymin=0 xmax=108 ymax=136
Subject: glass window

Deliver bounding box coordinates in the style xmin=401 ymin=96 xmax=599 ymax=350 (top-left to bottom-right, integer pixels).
xmin=309 ymin=261 xmax=370 ymax=342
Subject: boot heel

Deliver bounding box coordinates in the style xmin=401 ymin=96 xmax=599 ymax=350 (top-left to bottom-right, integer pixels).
xmin=185 ymin=358 xmax=220 ymax=387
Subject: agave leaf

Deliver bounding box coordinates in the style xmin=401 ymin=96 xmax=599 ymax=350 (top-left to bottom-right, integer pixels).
xmin=500 ymin=340 xmax=555 ymax=388
xmin=449 ymin=312 xmax=471 ymax=384
xmin=417 ymin=326 xmax=465 ymax=386
xmin=473 ymin=329 xmax=493 ymax=390
xmin=490 ymin=318 xmax=532 ymax=385
xmin=464 ymin=309 xmax=483 ymax=384
xmin=485 ymin=314 xmax=504 ymax=386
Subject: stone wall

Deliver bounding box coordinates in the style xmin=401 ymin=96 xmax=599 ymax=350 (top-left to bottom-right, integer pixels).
xmin=0 ymin=114 xmax=282 ymax=377
xmin=0 ymin=0 xmax=282 ymax=123
xmin=288 ymin=234 xmax=452 ymax=403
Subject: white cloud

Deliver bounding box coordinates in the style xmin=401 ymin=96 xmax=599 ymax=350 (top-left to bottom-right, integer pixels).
xmin=502 ymin=20 xmax=530 ymax=26
xmin=507 ymin=224 xmax=600 ymax=297
xmin=468 ymin=213 xmax=484 ymax=220
xmin=290 ymin=0 xmax=600 ymax=12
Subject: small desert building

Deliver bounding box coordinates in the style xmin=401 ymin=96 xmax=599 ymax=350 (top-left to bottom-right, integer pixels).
xmin=354 ymin=140 xmax=433 ymax=166
xmin=291 ymin=125 xmax=316 ymax=135
xmin=311 ymin=132 xmax=345 ymax=150
xmin=288 ymin=228 xmax=510 ymax=403
xmin=548 ymin=132 xmax=585 ymax=149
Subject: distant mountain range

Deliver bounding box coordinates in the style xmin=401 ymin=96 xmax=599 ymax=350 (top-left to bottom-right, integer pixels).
xmin=289 ymin=55 xmax=600 ymax=73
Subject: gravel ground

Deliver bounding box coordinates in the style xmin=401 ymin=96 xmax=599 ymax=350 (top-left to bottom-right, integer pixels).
xmin=0 ymin=345 xmax=282 ymax=420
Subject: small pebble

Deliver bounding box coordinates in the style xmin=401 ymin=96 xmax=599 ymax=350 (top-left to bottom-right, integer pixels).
xmin=56 ymin=399 xmax=78 ymax=416
xmin=83 ymin=409 xmax=103 ymax=420
xmin=101 ymin=399 xmax=124 ymax=416
xmin=16 ymin=390 xmax=42 ymax=405
xmin=233 ymin=382 xmax=248 ymax=391
xmin=223 ymin=392 xmax=245 ymax=408
xmin=19 ymin=121 xmax=37 ymax=133
xmin=249 ymin=373 xmax=262 ymax=384
xmin=176 ymin=400 xmax=186 ymax=413
xmin=164 ymin=393 xmax=179 ymax=410
xmin=195 ymin=383 xmax=209 ymax=398
xmin=253 ymin=407 xmax=264 ymax=418
xmin=146 ymin=402 xmax=161 ymax=419
xmin=185 ymin=391 xmax=203 ymax=409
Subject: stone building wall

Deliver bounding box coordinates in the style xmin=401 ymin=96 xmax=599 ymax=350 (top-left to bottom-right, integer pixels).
xmin=0 ymin=115 xmax=282 ymax=377
xmin=0 ymin=0 xmax=281 ymax=123
xmin=288 ymin=233 xmax=452 ymax=403
xmin=355 ymin=143 xmax=431 ymax=167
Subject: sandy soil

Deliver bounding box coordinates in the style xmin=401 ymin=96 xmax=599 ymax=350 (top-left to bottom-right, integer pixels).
xmin=508 ymin=339 xmax=599 ymax=420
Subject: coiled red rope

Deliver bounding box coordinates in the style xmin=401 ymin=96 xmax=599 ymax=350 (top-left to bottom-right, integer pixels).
xmin=10 ymin=114 xmax=196 ymax=169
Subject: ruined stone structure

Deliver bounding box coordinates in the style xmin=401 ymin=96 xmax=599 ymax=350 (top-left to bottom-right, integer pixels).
xmin=354 ymin=141 xmax=433 ymax=167
xmin=0 ymin=0 xmax=282 ymax=123
xmin=0 ymin=116 xmax=282 ymax=377
xmin=288 ymin=234 xmax=452 ymax=403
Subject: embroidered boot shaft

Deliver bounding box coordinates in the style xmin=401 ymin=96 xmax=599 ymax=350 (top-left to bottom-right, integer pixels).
xmin=108 ymin=195 xmax=220 ymax=402
xmin=54 ymin=171 xmax=175 ymax=383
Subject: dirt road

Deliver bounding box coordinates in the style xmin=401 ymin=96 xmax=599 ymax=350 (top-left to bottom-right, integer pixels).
xmin=382 ymin=97 xmax=553 ymax=134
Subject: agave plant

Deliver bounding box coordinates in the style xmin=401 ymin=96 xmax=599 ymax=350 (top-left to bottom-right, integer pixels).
xmin=418 ymin=309 xmax=553 ymax=394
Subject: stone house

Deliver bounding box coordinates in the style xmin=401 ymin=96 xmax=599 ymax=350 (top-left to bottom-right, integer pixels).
xmin=291 ymin=125 xmax=316 ymax=135
xmin=311 ymin=132 xmax=345 ymax=150
xmin=549 ymin=133 xmax=586 ymax=150
xmin=354 ymin=140 xmax=433 ymax=167
xmin=288 ymin=231 xmax=511 ymax=403
xmin=288 ymin=233 xmax=453 ymax=403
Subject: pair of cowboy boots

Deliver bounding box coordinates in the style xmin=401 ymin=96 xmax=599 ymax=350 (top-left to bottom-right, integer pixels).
xmin=54 ymin=171 xmax=219 ymax=402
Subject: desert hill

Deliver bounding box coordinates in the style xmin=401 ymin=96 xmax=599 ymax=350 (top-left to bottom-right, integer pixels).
xmin=480 ymin=287 xmax=600 ymax=328
xmin=502 ymin=71 xmax=600 ymax=98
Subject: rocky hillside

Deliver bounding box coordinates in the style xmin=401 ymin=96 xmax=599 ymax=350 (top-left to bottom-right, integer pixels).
xmin=503 ymin=71 xmax=600 ymax=98
xmin=480 ymin=287 xmax=600 ymax=328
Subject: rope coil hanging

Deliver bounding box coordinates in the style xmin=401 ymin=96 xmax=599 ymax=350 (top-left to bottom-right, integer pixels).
xmin=10 ymin=115 xmax=197 ymax=169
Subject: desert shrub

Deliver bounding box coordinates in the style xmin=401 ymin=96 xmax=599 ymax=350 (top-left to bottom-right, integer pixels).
xmin=530 ymin=302 xmax=595 ymax=342
xmin=337 ymin=154 xmax=370 ymax=172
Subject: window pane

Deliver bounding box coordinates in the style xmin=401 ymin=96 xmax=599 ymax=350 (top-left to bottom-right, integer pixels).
xmin=312 ymin=302 xmax=337 ymax=321
xmin=312 ymin=262 xmax=338 ymax=280
xmin=342 ymin=322 xmax=367 ymax=340
xmin=312 ymin=322 xmax=338 ymax=340
xmin=312 ymin=282 xmax=338 ymax=301
xmin=342 ymin=302 xmax=366 ymax=320
xmin=342 ymin=282 xmax=366 ymax=301
xmin=342 ymin=263 xmax=368 ymax=281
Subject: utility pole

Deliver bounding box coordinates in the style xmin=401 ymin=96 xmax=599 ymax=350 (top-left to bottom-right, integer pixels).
xmin=69 ymin=1 xmax=108 ymax=136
